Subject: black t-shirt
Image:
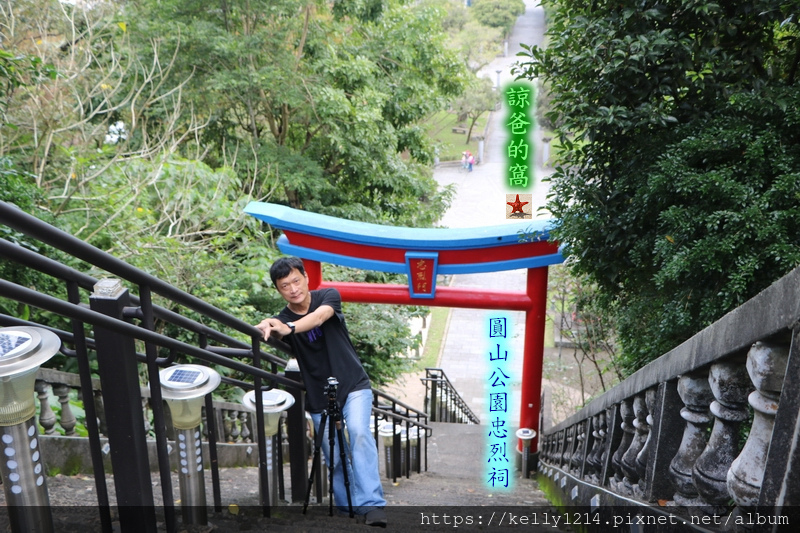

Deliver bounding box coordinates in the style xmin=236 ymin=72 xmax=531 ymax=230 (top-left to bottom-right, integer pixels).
xmin=276 ymin=288 xmax=371 ymax=412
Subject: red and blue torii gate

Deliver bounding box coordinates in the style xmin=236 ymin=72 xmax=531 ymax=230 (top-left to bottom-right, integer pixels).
xmin=245 ymin=202 xmax=564 ymax=451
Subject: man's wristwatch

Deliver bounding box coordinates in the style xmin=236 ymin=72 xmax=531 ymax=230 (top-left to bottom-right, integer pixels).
xmin=286 ymin=322 xmax=296 ymax=334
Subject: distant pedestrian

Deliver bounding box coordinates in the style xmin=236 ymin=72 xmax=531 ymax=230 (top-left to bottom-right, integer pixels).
xmin=461 ymin=151 xmax=468 ymax=170
xmin=467 ymin=153 xmax=475 ymax=172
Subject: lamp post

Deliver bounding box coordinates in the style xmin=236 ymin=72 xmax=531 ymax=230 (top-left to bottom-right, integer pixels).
xmin=516 ymin=428 xmax=537 ymax=478
xmin=242 ymin=388 xmax=295 ymax=506
xmin=0 ymin=326 xmax=61 ymax=533
xmin=153 ymin=364 xmax=221 ymax=525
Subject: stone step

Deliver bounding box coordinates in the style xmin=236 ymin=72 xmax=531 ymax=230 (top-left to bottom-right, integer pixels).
xmin=0 ymin=422 xmax=553 ymax=531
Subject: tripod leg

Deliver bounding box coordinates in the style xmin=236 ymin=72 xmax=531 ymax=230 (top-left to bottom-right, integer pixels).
xmin=328 ymin=412 xmax=337 ymax=517
xmin=336 ymin=422 xmax=355 ymax=518
xmin=303 ymin=412 xmax=327 ymax=514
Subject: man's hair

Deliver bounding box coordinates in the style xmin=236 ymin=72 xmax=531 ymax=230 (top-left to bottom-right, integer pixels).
xmin=270 ymin=256 xmax=306 ymax=286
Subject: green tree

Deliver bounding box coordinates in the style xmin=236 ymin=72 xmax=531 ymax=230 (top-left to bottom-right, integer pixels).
xmin=450 ymin=19 xmax=502 ymax=73
xmin=431 ymin=0 xmax=502 ymax=73
xmin=1 ymin=0 xmax=459 ymax=387
xmin=470 ymin=0 xmax=525 ymax=38
xmin=452 ymin=76 xmax=499 ymax=143
xmin=515 ymin=0 xmax=800 ymax=373
xmin=0 ymin=50 xmax=56 ymax=126
xmin=127 ymin=0 xmax=466 ymax=226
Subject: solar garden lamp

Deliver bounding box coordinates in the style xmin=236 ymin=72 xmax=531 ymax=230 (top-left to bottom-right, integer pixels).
xmin=153 ymin=364 xmax=221 ymax=526
xmin=378 ymin=422 xmax=401 ymax=479
xmin=516 ymin=428 xmax=537 ymax=479
xmin=399 ymin=427 xmax=409 ymax=476
xmin=242 ymin=388 xmax=295 ymax=506
xmin=0 ymin=326 xmax=61 ymax=533
xmin=408 ymin=426 xmax=420 ymax=473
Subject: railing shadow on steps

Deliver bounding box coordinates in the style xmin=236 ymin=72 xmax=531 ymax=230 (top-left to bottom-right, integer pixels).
xmin=421 ymin=368 xmax=480 ymax=424
xmin=537 ymin=263 xmax=800 ymax=531
xmin=0 ymin=200 xmax=431 ymax=532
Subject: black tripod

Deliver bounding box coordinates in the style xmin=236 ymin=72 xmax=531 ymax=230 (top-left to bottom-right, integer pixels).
xmin=303 ymin=377 xmax=354 ymax=517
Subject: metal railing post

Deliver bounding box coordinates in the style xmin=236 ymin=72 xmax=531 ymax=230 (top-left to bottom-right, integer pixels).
xmin=89 ymin=280 xmax=157 ymax=532
xmin=430 ymin=378 xmax=438 ymax=422
xmin=285 ymin=359 xmax=308 ymax=503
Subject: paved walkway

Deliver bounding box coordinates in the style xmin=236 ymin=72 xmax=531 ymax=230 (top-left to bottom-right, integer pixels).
xmin=433 ymin=0 xmax=552 ymax=431
xmin=24 ymin=4 xmax=559 ymax=530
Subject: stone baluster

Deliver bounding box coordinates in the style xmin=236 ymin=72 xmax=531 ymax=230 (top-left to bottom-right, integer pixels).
xmin=620 ymin=394 xmax=649 ymax=494
xmin=557 ymin=428 xmax=566 ymax=466
xmin=571 ymin=422 xmax=585 ymax=474
xmin=727 ymin=342 xmax=789 ymax=512
xmin=633 ymin=388 xmax=657 ymax=499
xmin=552 ymin=429 xmax=562 ymax=466
xmin=223 ymin=410 xmax=234 ymax=442
xmin=610 ymin=399 xmax=635 ymax=493
xmin=600 ymin=405 xmax=617 ymax=486
xmin=142 ymin=397 xmax=151 ymax=433
xmin=239 ymin=411 xmax=251 ymax=443
xmin=635 ymin=389 xmax=656 ymax=478
xmin=585 ymin=413 xmax=601 ymax=480
xmin=230 ymin=409 xmax=241 ymax=442
xmin=544 ymin=434 xmax=554 ymax=463
xmin=553 ymin=429 xmax=563 ymax=466
xmin=35 ymin=380 xmax=57 ymax=434
xmin=562 ymin=426 xmax=574 ymax=467
xmin=668 ymin=371 xmax=714 ymax=506
xmin=94 ymin=389 xmax=108 ymax=436
xmin=693 ymin=360 xmax=751 ymax=511
xmin=586 ymin=412 xmax=606 ymax=483
xmin=52 ymin=383 xmax=77 ymax=436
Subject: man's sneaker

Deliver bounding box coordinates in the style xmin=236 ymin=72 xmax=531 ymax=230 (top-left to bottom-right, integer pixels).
xmin=365 ymin=508 xmax=387 ymax=528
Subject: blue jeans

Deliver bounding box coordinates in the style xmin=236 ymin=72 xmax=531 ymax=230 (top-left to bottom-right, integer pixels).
xmin=311 ymin=388 xmax=386 ymax=514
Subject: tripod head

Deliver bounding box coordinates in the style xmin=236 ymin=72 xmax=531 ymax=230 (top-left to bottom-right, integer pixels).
xmin=324 ymin=377 xmax=341 ymax=420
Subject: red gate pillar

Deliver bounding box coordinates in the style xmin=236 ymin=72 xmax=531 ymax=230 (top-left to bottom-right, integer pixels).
xmin=303 ymin=259 xmax=322 ymax=290
xmin=520 ymin=266 xmax=548 ymax=453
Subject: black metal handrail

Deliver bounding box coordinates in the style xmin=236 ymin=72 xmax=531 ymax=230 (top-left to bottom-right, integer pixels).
xmin=0 ymin=280 xmax=300 ymax=389
xmin=371 ymin=389 xmax=431 ymax=482
xmin=0 ymin=235 xmax=291 ymax=363
xmin=0 ymin=202 xmax=289 ymax=355
xmin=0 ymin=279 xmax=297 ymax=531
xmin=422 ymin=367 xmax=480 ymax=424
xmin=0 ymin=200 xmax=311 ymax=531
xmin=0 ymin=200 xmax=433 ymax=531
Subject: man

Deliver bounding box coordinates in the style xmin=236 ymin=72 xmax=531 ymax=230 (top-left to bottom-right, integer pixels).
xmin=256 ymin=256 xmax=387 ymax=527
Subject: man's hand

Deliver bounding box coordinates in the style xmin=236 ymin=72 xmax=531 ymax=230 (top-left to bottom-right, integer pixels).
xmin=255 ymin=317 xmax=290 ymax=340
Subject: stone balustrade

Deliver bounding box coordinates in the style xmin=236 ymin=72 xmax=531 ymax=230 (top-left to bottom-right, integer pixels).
xmin=32 ymin=367 xmax=276 ymax=474
xmin=538 ymin=266 xmax=800 ymax=528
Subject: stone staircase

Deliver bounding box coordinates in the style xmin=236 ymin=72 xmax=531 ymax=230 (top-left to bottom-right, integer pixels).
xmin=19 ymin=423 xmax=553 ymax=532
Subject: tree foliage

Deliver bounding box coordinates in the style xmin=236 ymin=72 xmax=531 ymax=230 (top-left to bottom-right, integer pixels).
xmin=1 ymin=0 xmax=467 ymax=387
xmin=452 ymin=76 xmax=499 ymax=143
xmin=515 ymin=0 xmax=800 ymax=373
xmin=471 ymin=0 xmax=526 ymax=38
xmin=127 ymin=0 xmax=465 ymax=226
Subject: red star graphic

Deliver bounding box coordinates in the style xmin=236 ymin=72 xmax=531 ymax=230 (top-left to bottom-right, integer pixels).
xmin=507 ymin=194 xmax=529 ymax=214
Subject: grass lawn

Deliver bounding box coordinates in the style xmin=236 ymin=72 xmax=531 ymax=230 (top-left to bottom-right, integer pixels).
xmin=424 ymin=110 xmax=490 ymax=162
xmin=415 ymin=306 xmax=450 ymax=370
